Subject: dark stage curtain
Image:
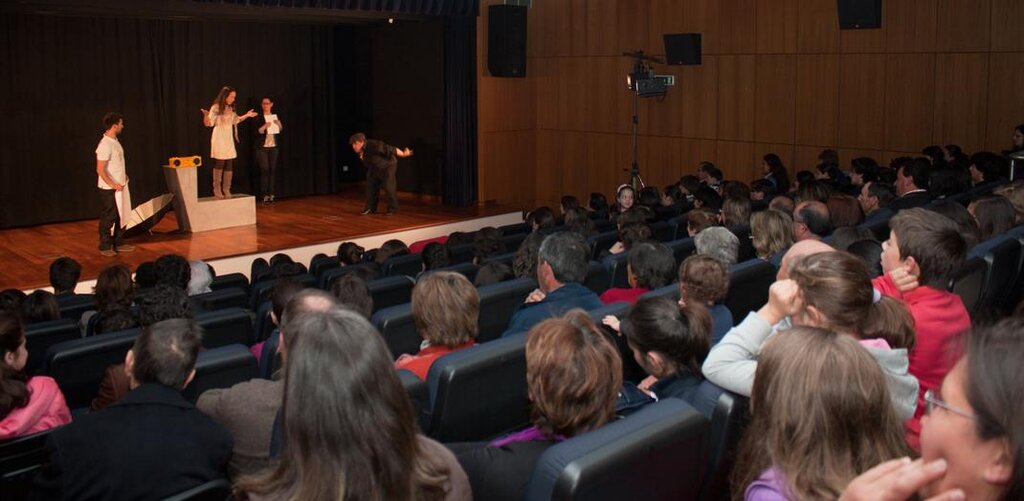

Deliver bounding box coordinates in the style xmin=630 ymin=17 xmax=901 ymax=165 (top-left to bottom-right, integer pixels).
xmin=441 ymin=15 xmax=478 ymax=207
xmin=192 ymin=0 xmax=478 ymax=16
xmin=0 ymin=13 xmax=337 ymax=228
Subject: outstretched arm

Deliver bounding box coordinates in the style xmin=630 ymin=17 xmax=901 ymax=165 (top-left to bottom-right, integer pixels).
xmin=395 ymin=147 xmax=413 ymax=158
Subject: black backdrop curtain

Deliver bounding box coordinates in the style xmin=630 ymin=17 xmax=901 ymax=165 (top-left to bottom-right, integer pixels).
xmin=0 ymin=13 xmax=337 ymax=228
xmin=441 ymin=15 xmax=477 ymax=207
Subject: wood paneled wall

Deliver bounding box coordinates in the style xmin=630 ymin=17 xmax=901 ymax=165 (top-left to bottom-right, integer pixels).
xmin=477 ymin=0 xmax=1024 ymax=207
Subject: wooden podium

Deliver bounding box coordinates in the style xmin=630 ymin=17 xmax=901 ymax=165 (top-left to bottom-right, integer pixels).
xmin=163 ymin=165 xmax=256 ymax=232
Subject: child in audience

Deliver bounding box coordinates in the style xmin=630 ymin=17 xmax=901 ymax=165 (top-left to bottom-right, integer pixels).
xmin=874 ymin=208 xmax=970 ymax=450
xmin=615 ymin=297 xmax=710 ymax=412
xmin=735 ymin=326 xmax=909 ymax=500
xmin=841 ymin=317 xmax=1024 ymax=501
xmin=678 ymin=255 xmax=733 ymax=344
xmin=473 ymin=261 xmax=513 ymax=287
xmin=967 ymin=194 xmax=1016 ymax=242
xmin=0 ymin=311 xmax=71 ymax=439
xmin=599 ymin=242 xmax=675 ymax=305
xmin=704 ymin=251 xmax=920 ymax=420
xmin=395 ymin=272 xmax=479 ymax=380
xmin=455 ymin=311 xmax=621 ymax=501
xmin=20 ymin=290 xmax=60 ymax=324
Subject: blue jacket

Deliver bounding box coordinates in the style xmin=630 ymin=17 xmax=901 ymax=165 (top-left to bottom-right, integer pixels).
xmin=501 ymin=282 xmax=603 ymax=337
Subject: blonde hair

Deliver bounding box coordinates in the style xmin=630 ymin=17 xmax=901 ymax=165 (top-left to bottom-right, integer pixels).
xmin=750 ymin=209 xmax=793 ymax=259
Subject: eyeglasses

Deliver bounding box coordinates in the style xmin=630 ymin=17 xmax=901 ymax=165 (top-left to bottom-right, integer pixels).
xmin=924 ymin=389 xmax=975 ymax=421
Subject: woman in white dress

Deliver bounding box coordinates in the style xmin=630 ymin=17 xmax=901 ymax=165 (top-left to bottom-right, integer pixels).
xmin=201 ymin=86 xmax=256 ymax=198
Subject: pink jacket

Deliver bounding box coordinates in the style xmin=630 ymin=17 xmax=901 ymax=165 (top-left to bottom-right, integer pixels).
xmin=873 ymin=275 xmax=971 ymax=450
xmin=0 ymin=376 xmax=72 ymax=440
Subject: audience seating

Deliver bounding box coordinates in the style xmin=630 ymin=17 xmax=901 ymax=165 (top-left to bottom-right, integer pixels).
xmin=601 ymin=253 xmax=630 ymax=290
xmin=860 ymin=217 xmax=891 ymax=242
xmin=0 ymin=428 xmax=54 ymax=501
xmin=593 ymin=219 xmax=615 ymax=233
xmin=449 ymin=243 xmax=476 ymax=265
xmin=193 ymin=287 xmax=248 ymax=312
xmin=208 ymin=272 xmax=249 ymax=294
xmin=24 ymin=318 xmax=80 ymax=375
xmin=399 ymin=369 xmax=431 ymax=433
xmin=195 ymin=308 xmax=254 ymax=348
xmin=641 ymin=284 xmax=679 ymax=301
xmin=371 ymin=303 xmax=420 ymax=358
xmin=252 ymin=300 xmax=275 ymax=344
xmin=436 ymin=262 xmax=478 ymax=283
xmin=948 ymin=255 xmax=988 ymax=318
xmin=729 ymin=225 xmax=756 ymax=263
xmin=650 ymin=221 xmax=674 ymax=242
xmin=501 ymin=233 xmax=529 ymax=254
xmin=587 ymin=231 xmax=619 ymax=261
xmin=524 ymin=398 xmax=710 ymax=501
xmin=249 ymin=273 xmax=316 ymax=310
xmin=723 ymin=260 xmax=776 ymax=325
xmin=585 ymin=302 xmax=646 ymax=384
xmin=498 ymin=222 xmax=531 ymax=235
xmin=182 ymin=344 xmax=258 ymax=403
xmin=584 ymin=261 xmax=612 ymax=296
xmin=666 ymin=237 xmax=697 ymax=266
xmin=382 ymin=253 xmax=424 ymax=278
xmin=44 ymin=328 xmax=140 ymax=409
xmin=691 ymin=381 xmax=751 ymax=501
xmin=368 ymin=275 xmax=416 ymax=313
xmin=477 ymin=278 xmax=538 ymax=342
xmin=482 ymin=251 xmax=515 ymax=270
xmin=425 ymin=333 xmax=530 ymax=442
xmin=971 ymin=235 xmax=1022 ymax=318
xmin=162 ymin=478 xmax=232 ymax=501
xmin=318 ymin=263 xmax=377 ymax=290
xmin=58 ymin=295 xmax=95 ymax=321
xmin=308 ymin=254 xmax=339 ymax=280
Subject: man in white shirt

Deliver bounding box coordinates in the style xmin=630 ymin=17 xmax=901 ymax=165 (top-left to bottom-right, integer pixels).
xmin=95 ymin=112 xmax=135 ymax=256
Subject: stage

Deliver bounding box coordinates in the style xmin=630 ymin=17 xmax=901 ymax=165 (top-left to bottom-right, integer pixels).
xmin=1 ymin=185 xmax=523 ymax=292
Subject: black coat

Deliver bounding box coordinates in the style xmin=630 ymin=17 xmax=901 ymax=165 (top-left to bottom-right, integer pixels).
xmin=890 ymin=191 xmax=932 ymax=212
xmin=31 ymin=383 xmax=232 ymax=501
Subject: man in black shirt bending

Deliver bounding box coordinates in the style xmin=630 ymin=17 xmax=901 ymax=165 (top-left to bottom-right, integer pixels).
xmin=349 ymin=132 xmax=413 ymax=215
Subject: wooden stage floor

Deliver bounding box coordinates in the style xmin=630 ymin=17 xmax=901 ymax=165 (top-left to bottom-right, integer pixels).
xmin=0 ymin=185 xmax=521 ymax=291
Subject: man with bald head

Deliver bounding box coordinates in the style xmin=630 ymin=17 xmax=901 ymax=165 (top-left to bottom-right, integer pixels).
xmin=776 ymin=239 xmax=835 ymax=280
xmin=197 ymin=289 xmax=338 ymax=477
xmin=793 ymin=200 xmax=831 ymax=241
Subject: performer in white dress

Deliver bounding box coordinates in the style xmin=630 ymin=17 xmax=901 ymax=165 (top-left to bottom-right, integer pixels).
xmin=201 ymin=86 xmax=256 ymax=198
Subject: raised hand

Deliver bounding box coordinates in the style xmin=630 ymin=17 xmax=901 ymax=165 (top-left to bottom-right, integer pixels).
xmin=759 ymin=279 xmax=802 ymax=325
xmin=839 ymin=458 xmax=962 ymax=501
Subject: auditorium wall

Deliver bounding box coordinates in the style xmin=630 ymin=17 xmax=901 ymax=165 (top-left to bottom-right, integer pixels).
xmin=477 ymin=0 xmax=1024 ymax=207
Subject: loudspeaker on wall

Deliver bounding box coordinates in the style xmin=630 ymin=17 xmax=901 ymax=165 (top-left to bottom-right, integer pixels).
xmin=488 ymin=5 xmax=527 ymax=78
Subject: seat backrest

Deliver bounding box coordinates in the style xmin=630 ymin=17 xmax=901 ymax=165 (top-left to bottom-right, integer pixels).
xmin=45 ymin=328 xmax=140 ymax=409
xmin=208 ymin=272 xmax=250 ymax=294
xmin=182 ymin=344 xmax=258 ymax=403
xmin=724 ymin=260 xmax=776 ymax=324
xmin=587 ymin=231 xmax=619 ymax=261
xmin=641 ymin=284 xmax=680 ymax=301
xmin=0 ymin=428 xmax=55 ymax=499
xmin=691 ymin=381 xmax=751 ymax=501
xmin=371 ymin=303 xmax=420 ymax=358
xmin=449 ymin=243 xmax=477 ymax=265
xmin=948 ymin=255 xmax=988 ymax=318
xmin=977 ymin=237 xmax=1022 ymax=317
xmin=382 ymin=253 xmax=424 ymax=278
xmin=585 ymin=302 xmax=647 ymax=383
xmin=477 ymin=278 xmax=538 ymax=343
xmin=650 ymin=220 xmax=674 ymax=242
xmin=728 ymin=225 xmax=756 ymax=263
xmin=666 ymin=237 xmax=697 ymax=267
xmin=252 ymin=300 xmax=275 ymax=344
xmin=426 ymin=333 xmax=530 ymax=442
xmin=501 ymin=233 xmax=529 ymax=254
xmin=250 ymin=273 xmax=316 ymax=310
xmin=602 ymin=253 xmax=630 ymax=290
xmin=437 ymin=262 xmax=479 ymax=283
xmin=584 ymin=261 xmax=612 ymax=296
xmin=308 ymin=254 xmax=340 ymax=280
xmin=525 ymin=398 xmax=710 ymax=501
xmin=162 ymin=478 xmax=232 ymax=501
xmin=24 ymin=319 xmax=80 ymax=376
xmin=860 ymin=216 xmax=892 ymax=242
xmin=482 ymin=251 xmax=515 ymax=269
xmin=58 ymin=295 xmax=95 ymax=321
xmin=196 ymin=307 xmax=254 ymax=348
xmin=193 ymin=287 xmax=248 ymax=313
xmin=499 ymin=222 xmax=531 ymax=236
xmin=399 ymin=369 xmax=432 ymax=433
xmin=368 ymin=275 xmax=416 ymax=312
xmin=318 ymin=262 xmax=378 ymax=290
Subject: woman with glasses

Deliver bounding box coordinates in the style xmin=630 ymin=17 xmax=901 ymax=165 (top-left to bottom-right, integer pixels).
xmin=841 ymin=317 xmax=1024 ymax=501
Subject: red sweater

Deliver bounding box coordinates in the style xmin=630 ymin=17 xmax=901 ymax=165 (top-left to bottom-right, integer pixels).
xmin=599 ymin=287 xmax=650 ymax=306
xmin=873 ymin=275 xmax=971 ymax=451
xmin=395 ymin=341 xmax=476 ymax=381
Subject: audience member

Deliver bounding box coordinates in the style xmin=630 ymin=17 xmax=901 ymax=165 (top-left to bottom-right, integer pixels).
xmin=858 ymin=181 xmax=896 ymax=223
xmin=0 ymin=311 xmax=71 ymax=439
xmin=734 ymin=326 xmax=909 ymax=500
xmin=694 ymin=226 xmax=739 ymax=267
xmin=750 ymin=209 xmax=793 ymax=263
xmin=559 ymin=194 xmax=579 ymax=215
xmin=874 ymin=208 xmax=970 ymax=450
xmin=235 ymin=306 xmax=469 ymax=500
xmin=691 ymin=185 xmax=723 ymax=211
xmin=336 ymin=241 xmax=365 ymax=266
xmin=704 ymin=251 xmax=920 ymax=419
xmin=526 ymin=206 xmax=556 ymax=232
xmin=586 ymin=192 xmax=609 ymax=219
xmin=928 ymin=200 xmax=981 ymax=249
xmin=609 ymin=184 xmax=635 ymax=221
xmin=677 ymin=255 xmax=732 ymax=344
xmin=847 ymin=239 xmax=884 ymax=278
xmin=455 ymin=311 xmax=620 ymax=501
xmin=761 ymin=153 xmax=791 ymax=194
xmin=750 ymin=179 xmax=777 ymax=203
xmin=968 ymin=151 xmax=1004 ymax=187
xmin=187 ymin=260 xmax=213 ymax=296
xmin=922 ymin=145 xmax=947 ymax=167
xmin=471 ymin=226 xmax=506 ymax=264
xmin=841 ymin=317 xmax=1024 ymax=501
xmin=892 ymin=158 xmax=932 ymax=211
xmin=511 ymin=231 xmax=544 ymax=280
xmin=830 ymin=226 xmax=876 ymax=252
xmin=421 ymin=242 xmax=451 ymax=272
xmin=599 ymin=242 xmax=675 ymax=305
xmin=250 ymin=278 xmax=307 ymax=378
xmin=20 ymin=290 xmax=59 ymax=324
xmin=374 ymin=239 xmax=410 ymax=266
xmin=93 ymin=306 xmax=137 ymax=335
xmin=200 ymin=290 xmax=337 ymax=478
xmin=721 ymin=196 xmax=752 ymax=227
xmin=929 ymin=165 xmax=971 ymax=199
xmin=793 ymin=201 xmax=831 ymax=241
xmin=943 ymin=144 xmax=968 ymax=166
xmin=827 ymin=194 xmax=864 ymax=228
xmin=33 ymin=319 xmax=232 ymax=499
xmin=155 ymin=253 xmax=191 ymax=290
xmin=850 ymin=156 xmax=879 ymax=187
xmin=686 ymin=207 xmax=718 ymax=237
xmin=968 ymin=194 xmax=1016 ymax=242
xmin=474 ymin=261 xmax=513 ymax=287
xmin=503 ymin=232 xmax=602 ymax=336
xmin=768 ymin=195 xmax=794 ymax=215
xmin=562 ymin=206 xmax=595 ymax=238
xmin=815 ymin=148 xmax=850 ymax=186
xmin=133 ymin=261 xmax=158 ymax=289
xmin=606 ymin=222 xmax=652 ymax=256
xmin=396 ymin=272 xmax=479 ymax=380
xmin=796 ymin=179 xmax=831 ymax=204
xmin=48 ymin=257 xmax=81 ymax=300
xmin=329 ymin=273 xmax=372 ymax=319
xmin=637 ymin=186 xmax=661 ymax=211
xmin=993 ymin=180 xmax=1024 ymax=224
xmin=85 ymin=264 xmax=134 ymax=331
xmin=446 ymin=231 xmax=473 ymax=249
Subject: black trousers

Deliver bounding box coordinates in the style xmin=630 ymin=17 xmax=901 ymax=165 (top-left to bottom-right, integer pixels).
xmin=364 ymin=164 xmax=398 ymax=213
xmin=256 ymin=146 xmax=279 ymax=197
xmin=98 ymin=188 xmax=123 ymax=250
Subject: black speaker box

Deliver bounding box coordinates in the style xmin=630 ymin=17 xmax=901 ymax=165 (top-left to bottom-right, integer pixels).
xmin=837 ymin=0 xmax=882 ymax=29
xmin=663 ymin=33 xmax=702 ymax=66
xmin=488 ymin=4 xmax=527 ymax=78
